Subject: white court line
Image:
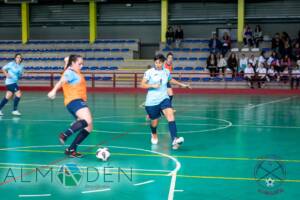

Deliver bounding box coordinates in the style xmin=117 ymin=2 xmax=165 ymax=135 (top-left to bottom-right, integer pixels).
xmin=81 ymin=188 xmax=111 ymax=194
xmin=246 ymin=96 xmax=296 ymax=110
xmin=134 ymin=180 xmax=155 ymax=186
xmin=174 ymin=189 xmax=184 ymax=192
xmin=19 ymin=194 xmax=51 ymax=198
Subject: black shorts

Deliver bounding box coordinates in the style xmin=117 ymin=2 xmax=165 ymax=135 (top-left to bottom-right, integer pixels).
xmin=167 ymin=82 xmax=172 ymax=88
xmin=6 ymin=83 xmax=19 ymax=93
xmin=145 ymin=98 xmax=172 ymax=120
xmin=66 ymin=99 xmax=88 ymax=119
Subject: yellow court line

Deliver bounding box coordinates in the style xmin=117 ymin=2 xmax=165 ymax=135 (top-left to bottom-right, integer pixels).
xmin=1 ymin=149 xmax=300 ymax=163
xmin=0 ymin=166 xmax=299 ymax=183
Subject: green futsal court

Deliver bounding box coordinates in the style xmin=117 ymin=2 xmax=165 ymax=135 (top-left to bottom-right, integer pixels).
xmin=0 ymin=92 xmax=300 ymax=199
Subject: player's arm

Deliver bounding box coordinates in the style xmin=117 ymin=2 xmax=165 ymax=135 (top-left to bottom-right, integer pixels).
xmin=140 ymin=78 xmax=160 ymax=89
xmin=2 ymin=64 xmax=10 ymax=78
xmin=47 ymin=76 xmax=67 ymax=99
xmin=169 ymin=78 xmax=191 ymax=89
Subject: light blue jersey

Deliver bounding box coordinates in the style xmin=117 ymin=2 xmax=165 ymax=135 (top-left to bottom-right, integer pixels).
xmin=144 ymin=67 xmax=172 ymax=106
xmin=63 ymin=69 xmax=81 ymax=85
xmin=2 ymin=61 xmax=24 ymax=85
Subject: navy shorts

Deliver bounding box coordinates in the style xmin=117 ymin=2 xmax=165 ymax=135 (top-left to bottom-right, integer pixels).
xmin=66 ymin=99 xmax=88 ymax=119
xmin=167 ymin=82 xmax=172 ymax=88
xmin=6 ymin=83 xmax=19 ymax=93
xmin=145 ymin=98 xmax=172 ymax=120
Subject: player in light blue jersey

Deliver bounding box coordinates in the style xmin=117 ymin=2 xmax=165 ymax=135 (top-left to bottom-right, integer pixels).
xmin=0 ymin=54 xmax=24 ymax=116
xmin=141 ymin=54 xmax=191 ymax=150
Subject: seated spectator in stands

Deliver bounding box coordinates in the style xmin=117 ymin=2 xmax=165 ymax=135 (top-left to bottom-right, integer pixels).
xmin=227 ymin=52 xmax=238 ymax=78
xmin=258 ymin=51 xmax=267 ymax=67
xmin=272 ymin=33 xmax=284 ymax=57
xmin=248 ymin=54 xmax=258 ymax=69
xmin=267 ymin=51 xmax=280 ymax=70
xmin=243 ymin=25 xmax=254 ymax=47
xmin=174 ymin=25 xmax=184 ymax=48
xmin=256 ymin=63 xmax=267 ymax=88
xmin=166 ymin=26 xmax=175 ymax=47
xmin=253 ymin=25 xmax=263 ymax=48
xmin=244 ymin=63 xmax=255 ymax=88
xmin=292 ymin=43 xmax=300 ymax=61
xmin=294 ymin=30 xmax=300 ymax=46
xmin=290 ymin=60 xmax=300 ymax=89
xmin=281 ymin=32 xmax=292 ymax=57
xmin=207 ymin=53 xmax=218 ymax=77
xmin=221 ymin=32 xmax=231 ymax=56
xmin=267 ymin=65 xmax=276 ymax=82
xmin=209 ymin=33 xmax=222 ymax=54
xmin=238 ymin=54 xmax=248 ymax=76
xmin=279 ymin=54 xmax=292 ymax=82
xmin=217 ymin=53 xmax=227 ymax=77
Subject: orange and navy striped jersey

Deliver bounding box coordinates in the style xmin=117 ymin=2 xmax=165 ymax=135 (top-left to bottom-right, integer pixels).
xmin=62 ymin=68 xmax=87 ymax=106
xmin=164 ymin=62 xmax=173 ymax=73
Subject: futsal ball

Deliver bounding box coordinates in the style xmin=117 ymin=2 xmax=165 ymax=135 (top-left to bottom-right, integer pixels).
xmin=96 ymin=147 xmax=110 ymax=161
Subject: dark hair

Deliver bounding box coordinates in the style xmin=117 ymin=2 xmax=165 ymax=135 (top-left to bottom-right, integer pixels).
xmin=66 ymin=54 xmax=83 ymax=68
xmin=154 ymin=54 xmax=165 ymax=62
xmin=166 ymin=52 xmax=173 ymax=58
xmin=14 ymin=53 xmax=23 ymax=63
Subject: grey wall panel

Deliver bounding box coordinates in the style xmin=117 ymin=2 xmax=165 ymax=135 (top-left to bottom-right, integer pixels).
xmin=0 ymin=27 xmax=21 ymax=40
xmin=30 ymin=26 xmax=88 ymax=39
xmin=98 ymin=25 xmax=160 ymax=43
xmin=0 ymin=5 xmax=20 ymax=23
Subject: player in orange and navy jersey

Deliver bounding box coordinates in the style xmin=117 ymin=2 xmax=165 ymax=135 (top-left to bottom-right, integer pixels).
xmin=164 ymin=52 xmax=174 ymax=104
xmin=48 ymin=55 xmax=92 ymax=158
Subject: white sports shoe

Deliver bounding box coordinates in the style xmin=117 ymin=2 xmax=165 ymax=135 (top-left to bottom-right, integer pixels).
xmin=151 ymin=135 xmax=158 ymax=145
xmin=12 ymin=110 xmax=21 ymax=116
xmin=0 ymin=110 xmax=3 ymax=116
xmin=172 ymin=137 xmax=184 ymax=150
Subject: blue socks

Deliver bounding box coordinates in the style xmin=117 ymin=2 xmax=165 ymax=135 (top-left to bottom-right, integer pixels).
xmin=64 ymin=119 xmax=88 ymax=137
xmin=69 ymin=129 xmax=90 ymax=151
xmin=168 ymin=121 xmax=177 ymax=141
xmin=0 ymin=98 xmax=8 ymax=110
xmin=150 ymin=125 xmax=157 ymax=134
xmin=13 ymin=97 xmax=21 ymax=111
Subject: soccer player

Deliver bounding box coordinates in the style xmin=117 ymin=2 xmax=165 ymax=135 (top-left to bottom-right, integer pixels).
xmin=164 ymin=52 xmax=174 ymax=104
xmin=48 ymin=55 xmax=92 ymax=158
xmin=0 ymin=53 xmax=24 ymax=116
xmin=141 ymin=54 xmax=191 ymax=150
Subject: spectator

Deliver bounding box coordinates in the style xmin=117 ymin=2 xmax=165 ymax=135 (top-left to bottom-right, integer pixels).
xmin=258 ymin=51 xmax=267 ymax=67
xmin=243 ymin=25 xmax=254 ymax=47
xmin=256 ymin=63 xmax=267 ymax=88
xmin=244 ymin=63 xmax=255 ymax=88
xmin=272 ymin=33 xmax=284 ymax=57
xmin=217 ymin=53 xmax=227 ymax=77
xmin=208 ymin=33 xmax=222 ymax=54
xmin=292 ymin=43 xmax=300 ymax=61
xmin=267 ymin=51 xmax=280 ymax=70
xmin=281 ymin=32 xmax=292 ymax=57
xmin=227 ymin=52 xmax=238 ymax=78
xmin=294 ymin=30 xmax=300 ymax=46
xmin=248 ymin=54 xmax=258 ymax=69
xmin=291 ymin=60 xmax=300 ymax=89
xmin=221 ymin=32 xmax=231 ymax=56
xmin=166 ymin=26 xmax=174 ymax=47
xmin=253 ymin=25 xmax=263 ymax=48
xmin=174 ymin=25 xmax=184 ymax=48
xmin=279 ymin=54 xmax=292 ymax=81
xmin=238 ymin=54 xmax=248 ymax=76
xmin=206 ymin=53 xmax=218 ymax=77
xmin=267 ymin=65 xmax=276 ymax=82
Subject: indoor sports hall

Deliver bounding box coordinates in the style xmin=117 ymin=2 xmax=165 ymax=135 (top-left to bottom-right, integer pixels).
xmin=0 ymin=0 xmax=300 ymax=200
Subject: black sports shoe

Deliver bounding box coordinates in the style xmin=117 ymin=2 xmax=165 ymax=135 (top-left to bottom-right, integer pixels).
xmin=65 ymin=148 xmax=83 ymax=158
xmin=59 ymin=133 xmax=68 ymax=145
